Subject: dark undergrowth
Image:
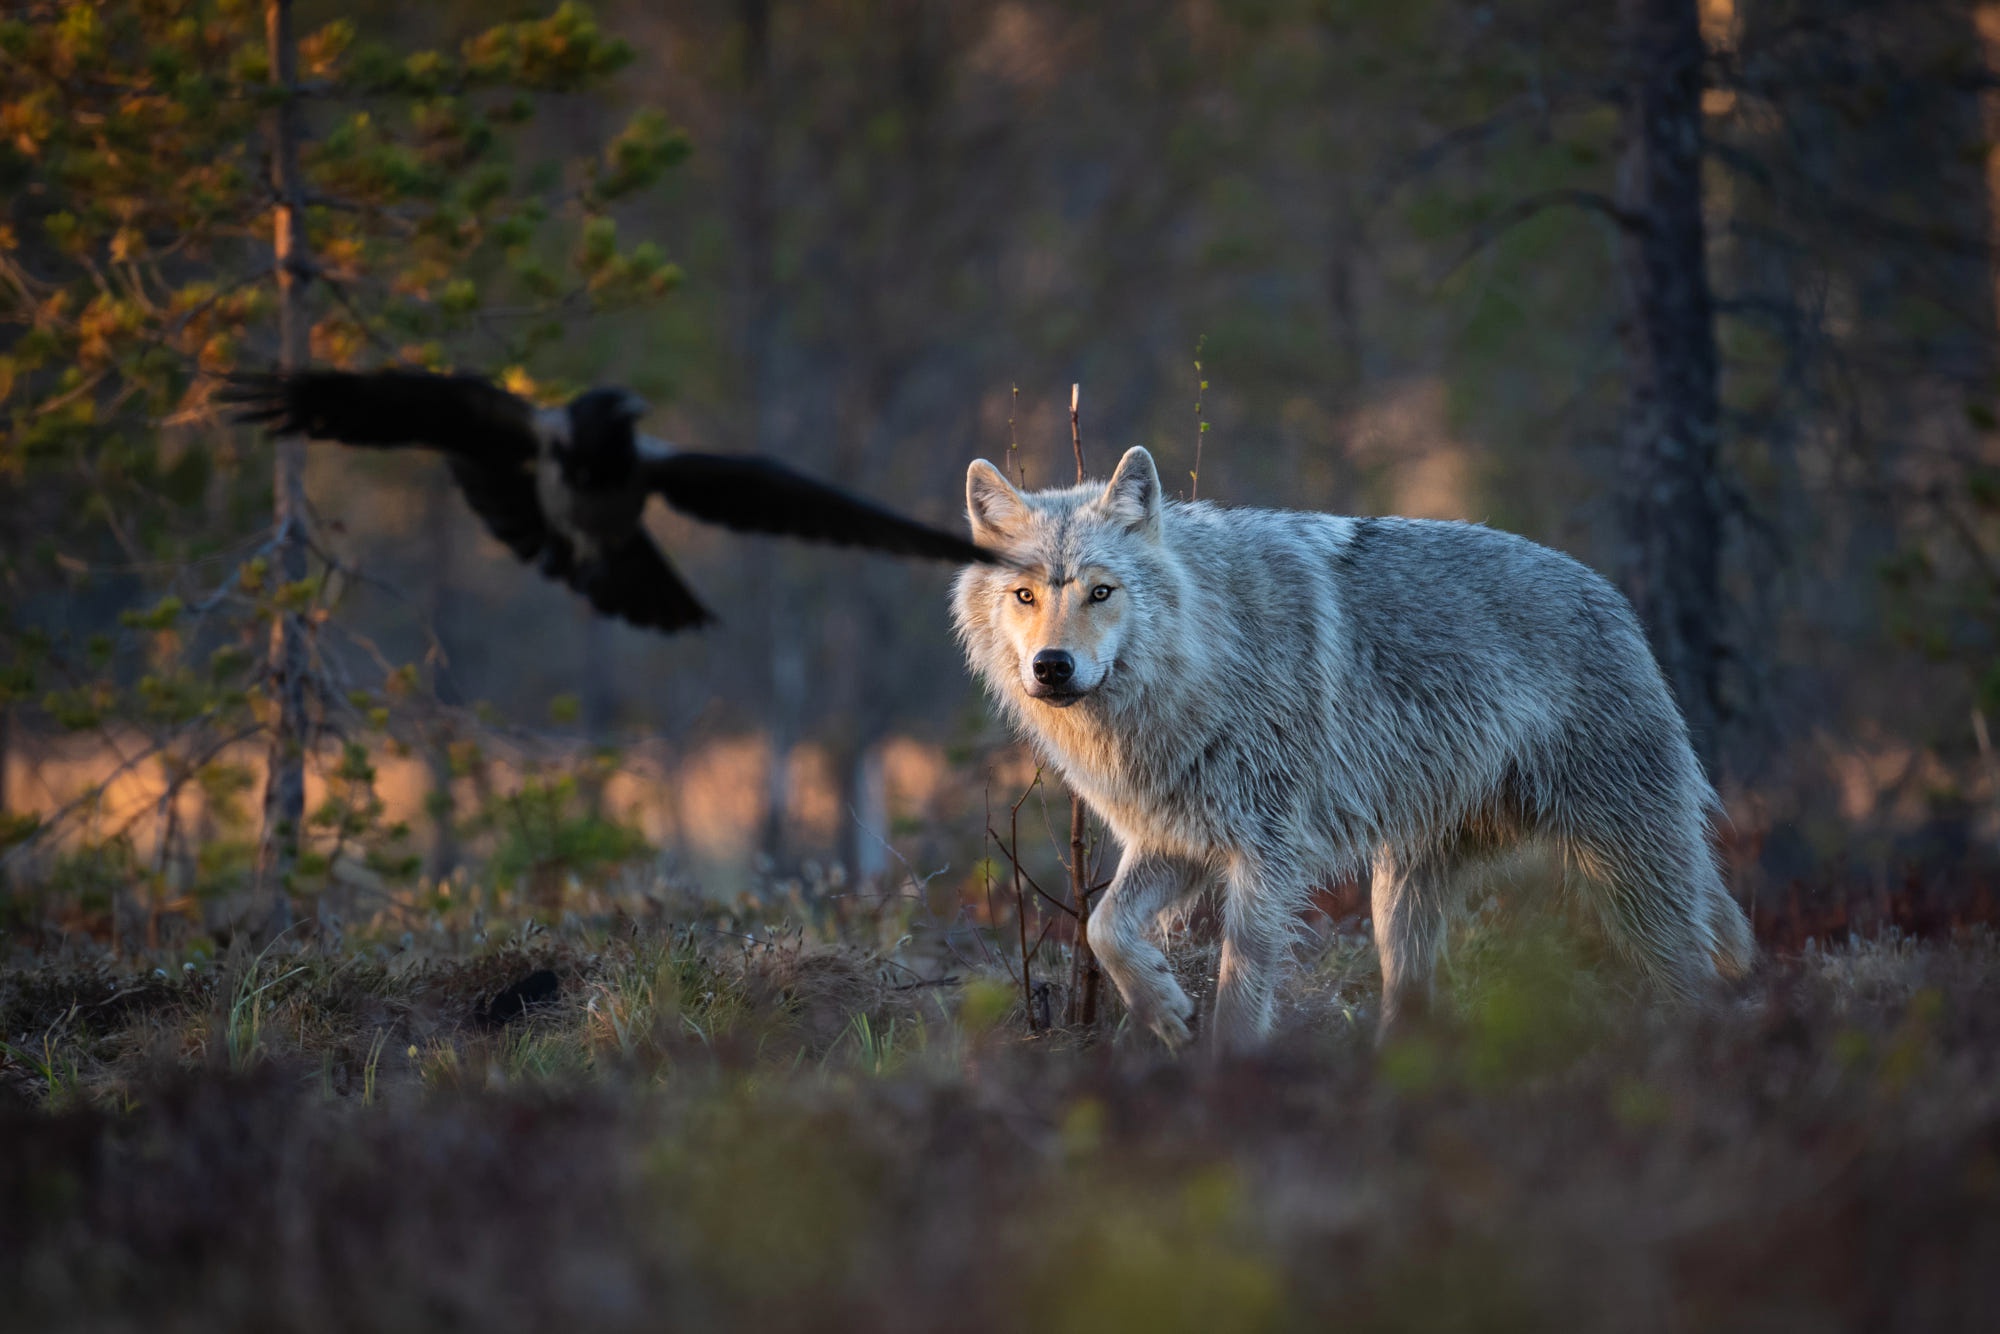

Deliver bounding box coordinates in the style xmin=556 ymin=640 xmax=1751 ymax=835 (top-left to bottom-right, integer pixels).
xmin=4 ymin=910 xmax=1999 ymax=1333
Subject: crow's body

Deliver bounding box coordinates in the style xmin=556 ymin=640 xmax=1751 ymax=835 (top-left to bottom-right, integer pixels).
xmin=224 ymin=369 xmax=996 ymax=632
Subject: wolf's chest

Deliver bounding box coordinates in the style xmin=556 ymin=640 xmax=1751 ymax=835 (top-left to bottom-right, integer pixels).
xmin=1030 ymin=712 xmax=1240 ymax=855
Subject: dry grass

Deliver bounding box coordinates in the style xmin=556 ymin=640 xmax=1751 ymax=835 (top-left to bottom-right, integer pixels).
xmin=4 ymin=905 xmax=1999 ymax=1332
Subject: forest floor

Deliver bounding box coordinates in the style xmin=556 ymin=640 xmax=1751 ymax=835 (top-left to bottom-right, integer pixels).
xmin=3 ymin=887 xmax=1998 ymax=1334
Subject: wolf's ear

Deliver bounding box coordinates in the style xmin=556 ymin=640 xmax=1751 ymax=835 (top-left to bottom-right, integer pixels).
xmin=966 ymin=459 xmax=1030 ymax=547
xmin=1097 ymin=446 xmax=1163 ymax=537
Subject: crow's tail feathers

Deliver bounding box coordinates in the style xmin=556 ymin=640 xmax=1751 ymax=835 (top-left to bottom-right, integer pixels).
xmin=576 ymin=536 xmax=717 ymax=635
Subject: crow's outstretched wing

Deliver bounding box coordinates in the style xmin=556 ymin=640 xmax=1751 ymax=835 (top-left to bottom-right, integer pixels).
xmin=220 ymin=369 xmax=539 ymax=463
xmin=643 ymin=452 xmax=997 ymax=565
xmin=577 ymin=533 xmax=716 ymax=633
xmin=228 ymin=367 xmax=563 ymax=580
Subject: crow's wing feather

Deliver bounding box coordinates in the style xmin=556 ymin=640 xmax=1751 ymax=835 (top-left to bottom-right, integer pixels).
xmin=644 ymin=452 xmax=996 ymax=565
xmin=220 ymin=369 xmax=539 ymax=463
xmin=227 ymin=367 xmax=560 ymax=579
xmin=573 ymin=534 xmax=716 ymax=634
xmin=445 ymin=456 xmax=553 ymax=565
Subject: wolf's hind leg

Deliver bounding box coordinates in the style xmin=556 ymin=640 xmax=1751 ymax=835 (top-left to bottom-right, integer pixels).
xmin=1211 ymin=858 xmax=1293 ymax=1052
xmin=1562 ymin=824 xmax=1725 ymax=1002
xmin=1371 ymin=846 xmax=1454 ymax=1040
xmin=1546 ymin=722 xmax=1750 ymax=999
xmin=1089 ymin=852 xmax=1202 ymax=1047
xmin=1705 ymin=876 xmax=1757 ymax=981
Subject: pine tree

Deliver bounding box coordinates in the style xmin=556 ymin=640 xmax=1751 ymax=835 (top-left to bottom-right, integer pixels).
xmin=0 ymin=1 xmax=685 ymax=940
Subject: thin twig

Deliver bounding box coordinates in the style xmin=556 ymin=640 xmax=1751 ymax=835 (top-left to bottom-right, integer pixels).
xmin=1008 ymin=384 xmax=1024 ymax=488
xmin=1069 ymin=383 xmax=1085 ymax=480
xmin=1029 ymin=912 xmax=1060 ymax=963
xmin=981 ymin=774 xmax=1014 ymax=981
xmin=986 ymin=825 xmax=1077 ymax=919
xmin=1191 ymin=334 xmax=1208 ymax=500
xmin=1010 ymin=779 xmax=1035 ymax=1029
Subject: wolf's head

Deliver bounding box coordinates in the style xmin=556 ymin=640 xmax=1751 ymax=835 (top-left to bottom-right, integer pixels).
xmin=952 ymin=446 xmax=1169 ymax=711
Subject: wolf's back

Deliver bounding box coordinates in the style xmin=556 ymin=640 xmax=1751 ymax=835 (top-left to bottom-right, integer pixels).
xmin=1147 ymin=504 xmax=1677 ymax=731
xmin=1326 ymin=515 xmax=1673 ymax=720
xmin=1100 ymin=504 xmax=1715 ymax=862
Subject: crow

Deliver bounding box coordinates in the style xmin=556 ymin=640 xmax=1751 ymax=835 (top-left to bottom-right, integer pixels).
xmin=222 ymin=368 xmax=998 ymax=633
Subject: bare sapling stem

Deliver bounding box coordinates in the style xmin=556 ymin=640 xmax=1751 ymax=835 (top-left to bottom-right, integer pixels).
xmin=1191 ymin=335 xmax=1208 ymax=500
xmin=982 ymin=775 xmax=1017 ymax=989
xmin=1069 ymin=382 xmax=1085 ymax=481
xmin=1010 ymin=776 xmax=1036 ymax=1030
xmin=1009 ymin=384 xmax=1024 ymax=487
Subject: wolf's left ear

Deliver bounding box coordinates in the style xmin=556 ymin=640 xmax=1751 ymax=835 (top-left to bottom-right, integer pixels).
xmin=1098 ymin=446 xmax=1163 ymax=538
xmin=966 ymin=459 xmax=1030 ymax=547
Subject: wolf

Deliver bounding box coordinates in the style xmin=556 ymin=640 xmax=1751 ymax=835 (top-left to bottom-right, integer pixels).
xmin=953 ymin=446 xmax=1754 ymax=1050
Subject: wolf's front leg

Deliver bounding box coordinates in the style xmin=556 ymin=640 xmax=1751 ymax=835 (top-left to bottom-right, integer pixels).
xmin=1088 ymin=851 xmax=1202 ymax=1047
xmin=1370 ymin=845 xmax=1453 ymax=1040
xmin=1211 ymin=858 xmax=1290 ymax=1051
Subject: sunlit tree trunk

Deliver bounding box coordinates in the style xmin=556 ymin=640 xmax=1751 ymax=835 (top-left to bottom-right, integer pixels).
xmin=734 ymin=0 xmax=803 ymax=869
xmin=253 ymin=0 xmax=312 ymax=936
xmin=1616 ymin=0 xmax=1725 ymax=780
xmin=578 ymin=607 xmax=617 ymax=742
xmin=0 ymin=701 xmax=10 ymax=899
xmin=835 ymin=740 xmax=889 ymax=885
xmin=421 ymin=467 xmax=459 ymax=882
xmin=1979 ymin=6 xmax=2000 ymax=338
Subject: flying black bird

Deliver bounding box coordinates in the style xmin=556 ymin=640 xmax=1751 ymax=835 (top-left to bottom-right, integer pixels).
xmin=221 ymin=368 xmax=998 ymax=633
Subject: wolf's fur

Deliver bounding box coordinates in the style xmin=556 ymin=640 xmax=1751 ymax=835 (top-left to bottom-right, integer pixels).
xmin=953 ymin=447 xmax=1755 ymax=1049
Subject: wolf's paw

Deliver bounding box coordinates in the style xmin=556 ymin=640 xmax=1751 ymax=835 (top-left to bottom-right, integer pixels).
xmin=1137 ymin=989 xmax=1199 ymax=1049
xmin=1147 ymin=1007 xmax=1193 ymax=1049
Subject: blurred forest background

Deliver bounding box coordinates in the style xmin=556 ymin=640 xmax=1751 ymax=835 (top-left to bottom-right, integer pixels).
xmin=5 ymin=0 xmax=2000 ymax=945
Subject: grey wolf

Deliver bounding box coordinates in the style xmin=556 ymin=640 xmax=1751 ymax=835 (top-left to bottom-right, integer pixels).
xmin=953 ymin=446 xmax=1754 ymax=1049
xmin=224 ymin=369 xmax=996 ymax=633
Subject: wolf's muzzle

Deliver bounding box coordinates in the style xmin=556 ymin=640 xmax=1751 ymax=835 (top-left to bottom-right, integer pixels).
xmin=1027 ymin=649 xmax=1089 ymax=706
xmin=1032 ymin=650 xmax=1076 ymax=687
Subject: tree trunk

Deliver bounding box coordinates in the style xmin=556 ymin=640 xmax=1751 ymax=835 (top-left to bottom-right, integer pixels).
xmin=577 ymin=603 xmax=615 ymax=820
xmin=837 ymin=739 xmax=889 ymax=885
xmin=757 ymin=627 xmax=803 ymax=867
xmin=421 ymin=467 xmax=459 ymax=882
xmin=1615 ymin=0 xmax=1725 ymax=781
xmin=0 ymin=701 xmax=10 ymax=900
xmin=252 ymin=0 xmax=312 ymax=937
xmin=578 ymin=605 xmax=617 ymax=742
xmin=735 ymin=0 xmax=798 ymax=869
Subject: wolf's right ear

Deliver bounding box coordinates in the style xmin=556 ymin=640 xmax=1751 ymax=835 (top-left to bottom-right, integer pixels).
xmin=966 ymin=459 xmax=1030 ymax=547
xmin=1098 ymin=446 xmax=1163 ymax=538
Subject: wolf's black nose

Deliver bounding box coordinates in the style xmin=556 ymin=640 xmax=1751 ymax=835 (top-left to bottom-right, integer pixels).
xmin=1033 ymin=650 xmax=1075 ymax=686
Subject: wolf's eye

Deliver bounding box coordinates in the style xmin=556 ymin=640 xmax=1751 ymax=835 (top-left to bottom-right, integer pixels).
xmin=1014 ymin=588 xmax=1035 ymax=606
xmin=1090 ymin=584 xmax=1113 ymax=602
